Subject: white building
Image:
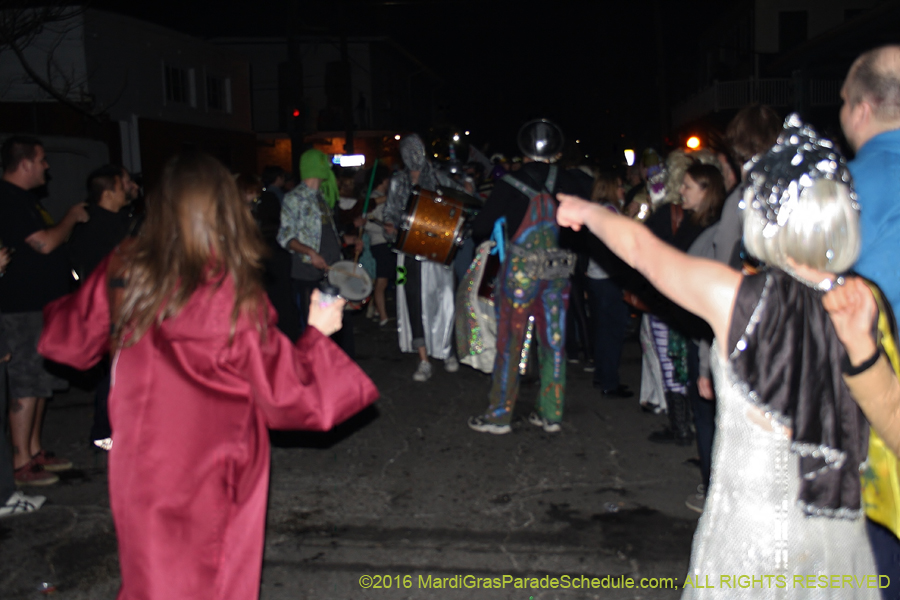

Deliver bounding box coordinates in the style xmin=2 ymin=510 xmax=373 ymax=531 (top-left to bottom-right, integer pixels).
xmin=0 ymin=7 xmax=256 ymax=209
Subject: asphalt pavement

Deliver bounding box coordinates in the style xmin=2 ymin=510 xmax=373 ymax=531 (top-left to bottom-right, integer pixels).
xmin=1 ymin=310 xmax=702 ymax=600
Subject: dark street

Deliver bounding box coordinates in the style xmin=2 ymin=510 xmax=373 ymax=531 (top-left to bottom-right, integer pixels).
xmin=1 ymin=311 xmax=700 ymax=600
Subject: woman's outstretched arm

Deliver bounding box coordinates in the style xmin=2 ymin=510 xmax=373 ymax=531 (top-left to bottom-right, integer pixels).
xmin=557 ymin=193 xmax=742 ymax=347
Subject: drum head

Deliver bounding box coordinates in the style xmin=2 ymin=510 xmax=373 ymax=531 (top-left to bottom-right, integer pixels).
xmin=327 ymin=260 xmax=373 ymax=301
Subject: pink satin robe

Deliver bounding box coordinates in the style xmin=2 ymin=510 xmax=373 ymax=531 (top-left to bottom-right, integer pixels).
xmin=38 ymin=257 xmax=379 ymax=600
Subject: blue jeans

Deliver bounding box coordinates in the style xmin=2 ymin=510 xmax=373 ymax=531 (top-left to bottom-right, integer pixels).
xmin=868 ymin=518 xmax=900 ymax=600
xmin=584 ymin=277 xmax=628 ymax=390
xmin=688 ymin=341 xmax=715 ymax=490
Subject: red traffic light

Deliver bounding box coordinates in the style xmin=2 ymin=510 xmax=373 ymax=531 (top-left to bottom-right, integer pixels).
xmin=292 ymin=109 xmax=300 ymax=118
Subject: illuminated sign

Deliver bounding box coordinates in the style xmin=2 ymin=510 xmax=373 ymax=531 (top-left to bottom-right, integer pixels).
xmin=331 ymin=154 xmax=366 ymax=167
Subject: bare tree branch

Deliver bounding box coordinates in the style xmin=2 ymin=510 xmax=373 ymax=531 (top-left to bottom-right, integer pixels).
xmin=9 ymin=36 xmax=99 ymax=120
xmin=0 ymin=2 xmax=104 ymax=121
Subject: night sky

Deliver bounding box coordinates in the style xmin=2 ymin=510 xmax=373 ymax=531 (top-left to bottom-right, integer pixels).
xmin=92 ymin=0 xmax=731 ymax=159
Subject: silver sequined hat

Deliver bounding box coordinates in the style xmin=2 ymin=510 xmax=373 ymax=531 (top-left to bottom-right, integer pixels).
xmin=742 ymin=113 xmax=858 ymax=239
xmin=399 ymin=134 xmax=428 ymax=172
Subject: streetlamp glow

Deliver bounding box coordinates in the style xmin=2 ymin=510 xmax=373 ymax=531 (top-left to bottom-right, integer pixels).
xmin=686 ymin=136 xmax=701 ymax=150
xmin=394 ymin=134 xmax=401 ymax=140
xmin=624 ymin=149 xmax=635 ymax=166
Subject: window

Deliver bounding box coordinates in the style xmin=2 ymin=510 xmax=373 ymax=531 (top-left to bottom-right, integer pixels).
xmin=164 ymin=64 xmax=196 ymax=107
xmin=206 ymin=75 xmax=231 ymax=113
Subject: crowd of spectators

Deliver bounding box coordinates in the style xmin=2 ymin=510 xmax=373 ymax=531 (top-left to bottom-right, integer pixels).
xmin=7 ymin=42 xmax=900 ymax=600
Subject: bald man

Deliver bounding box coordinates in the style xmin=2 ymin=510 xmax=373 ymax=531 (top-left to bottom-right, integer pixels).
xmin=840 ymin=44 xmax=900 ymax=600
xmin=841 ymin=45 xmax=900 ymax=314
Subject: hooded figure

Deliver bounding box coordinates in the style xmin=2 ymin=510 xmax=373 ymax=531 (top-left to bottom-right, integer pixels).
xmin=383 ymin=134 xmax=464 ymax=381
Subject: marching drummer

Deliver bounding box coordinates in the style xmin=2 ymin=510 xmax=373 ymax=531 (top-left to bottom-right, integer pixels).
xmin=383 ymin=134 xmax=463 ymax=382
xmin=277 ymin=148 xmax=362 ymax=358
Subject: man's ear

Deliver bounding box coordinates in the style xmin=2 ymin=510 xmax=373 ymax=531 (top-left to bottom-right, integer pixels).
xmin=854 ymin=100 xmax=873 ymax=130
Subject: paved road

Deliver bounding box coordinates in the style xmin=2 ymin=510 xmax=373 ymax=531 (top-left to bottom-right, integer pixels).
xmin=1 ymin=313 xmax=701 ymax=599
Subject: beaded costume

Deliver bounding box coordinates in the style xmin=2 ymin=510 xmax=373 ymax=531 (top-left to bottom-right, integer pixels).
xmin=684 ymin=115 xmax=876 ymax=598
xmin=683 ymin=275 xmax=876 ymax=599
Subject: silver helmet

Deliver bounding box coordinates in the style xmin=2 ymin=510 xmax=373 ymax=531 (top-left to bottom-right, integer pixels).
xmin=517 ymin=119 xmax=564 ymax=162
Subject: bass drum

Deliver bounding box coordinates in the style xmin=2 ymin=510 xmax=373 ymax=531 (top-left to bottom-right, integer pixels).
xmin=327 ymin=260 xmax=373 ymax=310
xmin=395 ymin=186 xmax=473 ymax=265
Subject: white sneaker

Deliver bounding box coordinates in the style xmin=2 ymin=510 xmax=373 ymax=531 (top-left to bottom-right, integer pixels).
xmin=412 ymin=361 xmax=433 ymax=382
xmin=0 ymin=491 xmax=46 ymax=518
xmin=444 ymin=356 xmax=459 ymax=373
xmin=528 ymin=412 xmax=561 ymax=433
xmin=467 ymin=415 xmax=512 ymax=435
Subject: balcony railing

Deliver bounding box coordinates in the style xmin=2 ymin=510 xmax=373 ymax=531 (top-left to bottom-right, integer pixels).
xmin=672 ymin=78 xmax=842 ymax=127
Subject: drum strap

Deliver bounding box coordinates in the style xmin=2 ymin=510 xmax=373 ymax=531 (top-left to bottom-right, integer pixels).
xmin=501 ymin=165 xmax=558 ymax=199
xmin=545 ymin=165 xmax=558 ymax=191
xmin=501 ymin=174 xmax=538 ymax=198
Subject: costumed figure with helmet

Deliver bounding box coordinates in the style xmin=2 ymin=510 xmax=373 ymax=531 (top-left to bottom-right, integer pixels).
xmin=466 ymin=119 xmax=588 ymax=434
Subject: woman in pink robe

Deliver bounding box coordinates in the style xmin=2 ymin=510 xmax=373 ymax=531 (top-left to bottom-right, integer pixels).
xmin=38 ymin=153 xmax=378 ymax=600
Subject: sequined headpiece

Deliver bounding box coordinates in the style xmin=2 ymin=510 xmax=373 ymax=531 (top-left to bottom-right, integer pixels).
xmin=744 ymin=113 xmax=858 ymax=238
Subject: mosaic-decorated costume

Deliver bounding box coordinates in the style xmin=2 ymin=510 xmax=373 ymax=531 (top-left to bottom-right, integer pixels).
xmin=468 ymin=162 xmax=575 ymax=433
xmin=489 ymin=168 xmax=569 ymax=422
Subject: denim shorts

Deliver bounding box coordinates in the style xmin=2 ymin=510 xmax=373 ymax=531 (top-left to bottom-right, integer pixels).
xmin=1 ymin=312 xmax=67 ymax=398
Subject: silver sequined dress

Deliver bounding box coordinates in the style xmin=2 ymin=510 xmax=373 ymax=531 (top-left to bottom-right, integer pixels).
xmin=682 ymin=344 xmax=878 ymax=599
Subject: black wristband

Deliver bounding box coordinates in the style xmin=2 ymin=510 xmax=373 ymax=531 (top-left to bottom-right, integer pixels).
xmin=842 ymin=347 xmax=882 ymax=376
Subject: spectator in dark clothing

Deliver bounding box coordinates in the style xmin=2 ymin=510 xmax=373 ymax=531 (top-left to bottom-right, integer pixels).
xmin=0 ymin=135 xmax=87 ymax=485
xmin=68 ymin=165 xmax=133 ymax=448
xmin=638 ymin=164 xmax=724 ymax=447
xmin=261 ymin=165 xmax=287 ymax=203
xmin=237 ymin=173 xmax=300 ymax=341
xmin=70 ymin=165 xmax=132 ymax=279
xmin=584 ymin=171 xmax=633 ymax=397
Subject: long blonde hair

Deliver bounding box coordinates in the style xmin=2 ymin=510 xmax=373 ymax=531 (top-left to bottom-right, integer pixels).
xmin=114 ymin=152 xmax=267 ymax=346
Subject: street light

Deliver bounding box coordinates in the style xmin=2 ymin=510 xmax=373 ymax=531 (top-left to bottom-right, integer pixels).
xmin=453 ymin=133 xmax=460 ymax=142
xmin=686 ymin=136 xmax=701 ymax=150
xmin=624 ymin=149 xmax=635 ymax=166
xmin=394 ymin=134 xmax=401 ymax=140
